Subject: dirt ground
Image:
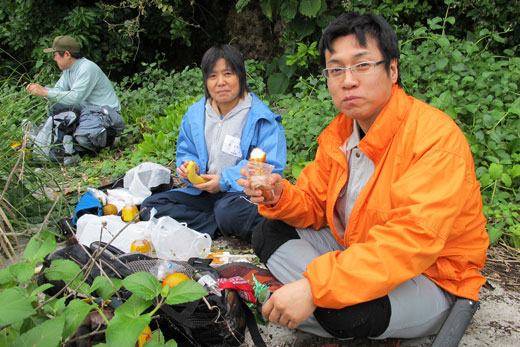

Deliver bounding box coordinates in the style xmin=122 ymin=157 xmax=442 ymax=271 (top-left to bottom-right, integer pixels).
xmin=212 ymin=238 xmax=520 ymax=347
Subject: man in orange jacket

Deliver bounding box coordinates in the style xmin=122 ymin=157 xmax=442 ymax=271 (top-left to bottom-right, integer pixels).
xmin=239 ymin=12 xmax=489 ymax=341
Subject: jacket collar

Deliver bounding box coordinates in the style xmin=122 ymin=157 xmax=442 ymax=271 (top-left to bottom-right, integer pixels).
xmin=319 ymin=85 xmax=412 ymax=165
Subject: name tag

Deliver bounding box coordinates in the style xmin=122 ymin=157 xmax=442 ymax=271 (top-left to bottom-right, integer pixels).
xmin=222 ymin=135 xmax=242 ymax=157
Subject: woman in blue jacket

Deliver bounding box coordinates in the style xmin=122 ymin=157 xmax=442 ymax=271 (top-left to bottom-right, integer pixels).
xmin=141 ymin=45 xmax=287 ymax=241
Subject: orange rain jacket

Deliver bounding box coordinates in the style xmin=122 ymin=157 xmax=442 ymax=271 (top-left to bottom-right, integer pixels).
xmin=259 ymin=85 xmax=489 ymax=309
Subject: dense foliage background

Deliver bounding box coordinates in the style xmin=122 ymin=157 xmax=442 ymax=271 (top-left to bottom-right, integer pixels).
xmin=0 ymin=0 xmax=519 ymax=345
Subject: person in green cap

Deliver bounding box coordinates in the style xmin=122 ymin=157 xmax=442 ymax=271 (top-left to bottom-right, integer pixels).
xmin=26 ymin=35 xmax=124 ymax=157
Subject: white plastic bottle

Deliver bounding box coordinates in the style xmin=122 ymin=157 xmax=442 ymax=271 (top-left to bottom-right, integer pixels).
xmin=193 ymin=270 xmax=221 ymax=296
xmin=153 ymin=260 xmax=185 ymax=281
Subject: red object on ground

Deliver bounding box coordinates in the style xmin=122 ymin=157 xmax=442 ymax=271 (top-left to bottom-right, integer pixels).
xmin=218 ymin=276 xmax=257 ymax=304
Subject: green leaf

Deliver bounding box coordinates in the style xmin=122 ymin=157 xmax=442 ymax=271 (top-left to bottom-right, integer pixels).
xmin=44 ymin=297 xmax=67 ymax=316
xmin=13 ymin=316 xmax=64 ymax=347
xmin=278 ymin=56 xmax=295 ymax=77
xmin=479 ymin=173 xmax=492 ymax=187
xmin=0 ymin=288 xmax=36 ymax=326
xmin=267 ymin=73 xmax=289 ymax=95
xmin=164 ymin=280 xmax=207 ymax=305
xmin=299 ymin=0 xmax=321 ymax=17
xmin=501 ymin=173 xmax=512 ymax=187
xmin=287 ymin=19 xmax=316 ymax=38
xmin=9 ymin=262 xmax=35 ymax=284
xmin=492 ymin=33 xmax=505 ymax=43
xmin=105 ymin=313 xmax=151 ymax=346
xmin=0 ymin=268 xmax=15 ymax=286
xmin=30 ymin=283 xmax=54 ymax=297
xmin=45 ymin=259 xmax=91 ymax=295
xmin=235 ymin=0 xmax=251 ymax=13
xmin=259 ymin=0 xmax=273 ymax=20
xmin=280 ymin=0 xmax=298 ymax=21
xmin=435 ymin=57 xmax=449 ymax=70
xmin=115 ymin=294 xmax=153 ymax=318
xmin=510 ymin=106 xmax=520 ymax=116
xmin=427 ymin=17 xmax=442 ymax=30
xmin=437 ymin=37 xmax=450 ymax=49
xmin=510 ymin=164 xmax=520 ymax=179
xmin=45 ymin=259 xmax=81 ymax=281
xmin=161 ymin=284 xmax=170 ymax=298
xmin=487 ymin=226 xmax=502 ymax=245
xmin=23 ymin=231 xmax=56 ymax=263
xmin=488 ymin=163 xmax=503 ymax=180
xmin=61 ymin=299 xmax=94 ymax=338
xmin=122 ymin=272 xmax=162 ymax=300
xmin=91 ymin=276 xmax=122 ymax=301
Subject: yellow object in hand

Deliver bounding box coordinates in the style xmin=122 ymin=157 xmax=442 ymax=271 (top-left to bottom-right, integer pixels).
xmin=187 ymin=160 xmax=208 ymax=184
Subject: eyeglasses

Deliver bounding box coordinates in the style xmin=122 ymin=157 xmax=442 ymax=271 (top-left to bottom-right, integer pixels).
xmin=322 ymin=60 xmax=385 ymax=79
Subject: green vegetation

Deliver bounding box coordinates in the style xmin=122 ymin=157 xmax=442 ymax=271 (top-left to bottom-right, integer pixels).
xmin=0 ymin=0 xmax=519 ymax=345
xmin=0 ymin=231 xmax=206 ymax=346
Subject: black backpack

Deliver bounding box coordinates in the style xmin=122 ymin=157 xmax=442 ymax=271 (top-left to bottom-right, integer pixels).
xmin=37 ymin=242 xmax=266 ymax=347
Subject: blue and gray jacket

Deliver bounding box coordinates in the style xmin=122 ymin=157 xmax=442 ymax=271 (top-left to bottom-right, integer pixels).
xmin=175 ymin=92 xmax=287 ymax=195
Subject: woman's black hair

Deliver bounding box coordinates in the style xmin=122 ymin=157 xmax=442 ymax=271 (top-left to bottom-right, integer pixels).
xmin=318 ymin=12 xmax=401 ymax=86
xmin=201 ymin=44 xmax=250 ymax=99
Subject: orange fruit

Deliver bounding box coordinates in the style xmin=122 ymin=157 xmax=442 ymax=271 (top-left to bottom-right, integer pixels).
xmin=162 ymin=272 xmax=190 ymax=288
xmin=122 ymin=204 xmax=139 ymax=222
xmin=102 ymin=203 xmax=118 ymax=216
xmin=136 ymin=325 xmax=152 ymax=347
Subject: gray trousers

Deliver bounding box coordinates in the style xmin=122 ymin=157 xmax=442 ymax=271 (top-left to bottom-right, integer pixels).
xmin=266 ymin=226 xmax=455 ymax=339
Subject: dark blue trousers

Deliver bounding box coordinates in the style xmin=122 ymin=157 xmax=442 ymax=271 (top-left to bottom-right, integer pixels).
xmin=140 ymin=190 xmax=263 ymax=241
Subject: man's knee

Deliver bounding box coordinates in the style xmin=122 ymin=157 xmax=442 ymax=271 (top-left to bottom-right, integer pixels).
xmin=251 ymin=219 xmax=299 ymax=263
xmin=313 ymin=295 xmax=391 ymax=339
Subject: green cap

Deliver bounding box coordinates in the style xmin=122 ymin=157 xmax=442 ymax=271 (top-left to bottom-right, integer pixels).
xmin=43 ymin=35 xmax=80 ymax=53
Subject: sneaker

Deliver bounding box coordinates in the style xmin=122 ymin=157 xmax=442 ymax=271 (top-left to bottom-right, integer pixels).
xmin=216 ymin=262 xmax=283 ymax=291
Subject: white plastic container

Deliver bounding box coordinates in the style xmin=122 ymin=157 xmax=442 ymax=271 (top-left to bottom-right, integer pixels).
xmin=148 ymin=215 xmax=212 ymax=261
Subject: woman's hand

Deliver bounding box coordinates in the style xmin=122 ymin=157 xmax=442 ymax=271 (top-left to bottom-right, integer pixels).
xmin=176 ymin=160 xmax=190 ymax=180
xmin=193 ymin=174 xmax=220 ymax=193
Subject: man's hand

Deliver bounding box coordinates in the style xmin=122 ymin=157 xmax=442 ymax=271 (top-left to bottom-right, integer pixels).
xmin=238 ymin=166 xmax=284 ymax=205
xmin=262 ymin=278 xmax=316 ymax=329
xmin=26 ymin=83 xmax=49 ymax=97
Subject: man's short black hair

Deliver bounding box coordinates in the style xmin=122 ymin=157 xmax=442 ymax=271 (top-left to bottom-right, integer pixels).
xmin=57 ymin=51 xmax=83 ymax=59
xmin=319 ymin=12 xmax=401 ymax=86
xmin=201 ymin=44 xmax=250 ymax=99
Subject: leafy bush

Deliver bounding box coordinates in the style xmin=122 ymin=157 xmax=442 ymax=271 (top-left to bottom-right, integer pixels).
xmin=0 ymin=231 xmax=206 ymax=346
xmin=398 ymin=16 xmax=520 ymax=247
xmin=134 ymin=97 xmax=196 ymax=166
xmin=270 ymin=75 xmax=335 ymax=178
xmin=0 ymin=80 xmax=72 ymax=249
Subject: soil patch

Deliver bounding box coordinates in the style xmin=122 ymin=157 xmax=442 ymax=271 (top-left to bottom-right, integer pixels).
xmin=481 ymin=244 xmax=520 ymax=292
